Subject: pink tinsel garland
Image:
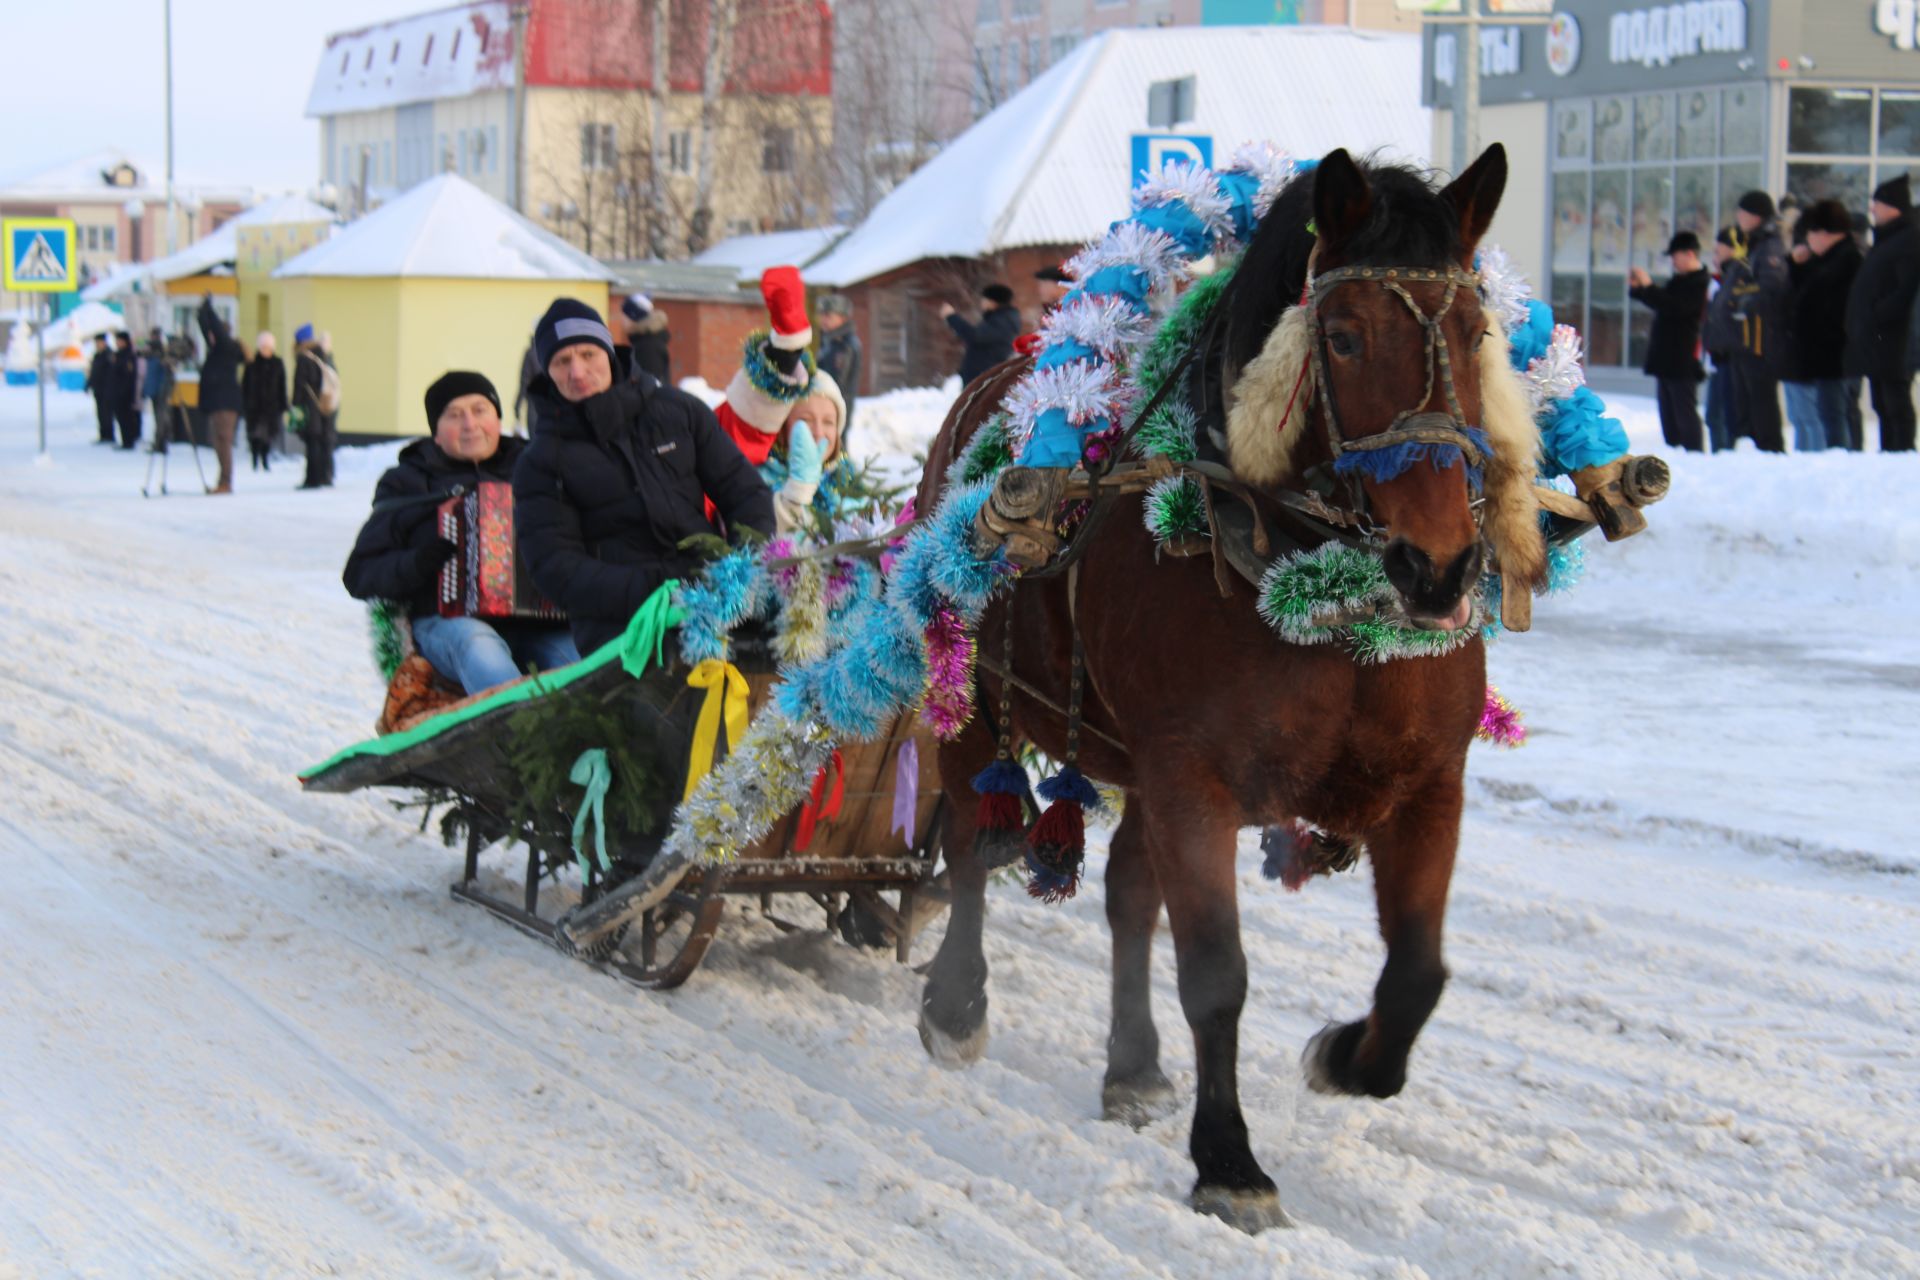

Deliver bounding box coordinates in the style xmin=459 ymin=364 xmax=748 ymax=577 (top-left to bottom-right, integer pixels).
xmin=1476 ymin=685 xmax=1527 ymax=747
xmin=921 ymin=606 xmax=977 ymax=740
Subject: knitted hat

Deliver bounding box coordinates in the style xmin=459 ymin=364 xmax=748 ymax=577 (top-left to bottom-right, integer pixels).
xmin=1736 ymin=190 xmax=1775 ymax=220
xmin=817 ymin=292 xmax=851 ymax=317
xmin=1872 ymin=173 xmax=1912 ymax=214
xmin=620 ymin=292 xmax=654 ymax=323
xmin=425 ymin=370 xmax=502 ymax=428
xmin=295 ymin=322 xmax=315 ymax=344
xmin=761 ymin=266 xmax=811 ymax=351
xmin=1663 ymin=231 xmax=1701 ymax=255
xmin=1802 ymin=199 xmax=1853 ymax=235
xmin=806 ymin=368 xmax=846 ymax=428
xmin=534 ymin=297 xmax=616 ymax=370
xmin=982 ymin=283 xmax=1015 ymax=306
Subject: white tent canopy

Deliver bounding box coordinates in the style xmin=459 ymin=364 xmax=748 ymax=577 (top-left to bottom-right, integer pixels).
xmin=807 ymin=25 xmax=1431 ymax=287
xmin=274 ymin=174 xmax=615 ymax=281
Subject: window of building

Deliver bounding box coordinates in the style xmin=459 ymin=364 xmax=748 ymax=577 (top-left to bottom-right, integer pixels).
xmin=391 ymin=41 xmax=400 ymax=63
xmin=364 ymin=46 xmax=375 ymax=71
xmin=85 ymin=225 xmax=99 ymax=250
xmin=488 ymin=125 xmax=500 ymax=173
xmin=438 ymin=132 xmax=451 ymax=172
xmin=762 ymin=127 xmax=795 ymax=173
xmin=1146 ymin=76 xmax=1196 ymax=129
xmin=1028 ymin=36 xmax=1043 ymax=76
xmin=1784 ymin=86 xmax=1920 ymax=239
xmin=977 ymin=0 xmax=999 ymax=25
xmin=457 ymin=129 xmax=469 ymax=174
xmin=1552 ymin=83 xmax=1765 ymax=371
xmin=382 ymin=139 xmax=393 ymax=184
xmin=581 ymin=122 xmax=616 ymax=171
xmin=340 ymin=146 xmax=351 ymax=186
xmin=1049 ymin=31 xmax=1079 ymax=61
xmin=103 ymin=226 xmax=115 ymax=252
xmin=339 ymin=51 xmax=349 ymax=75
xmin=1010 ymin=0 xmax=1039 ymax=17
xmin=422 ymin=34 xmax=435 ymax=64
xmin=450 ymin=28 xmax=462 ymax=60
xmin=668 ymin=129 xmax=693 ymax=173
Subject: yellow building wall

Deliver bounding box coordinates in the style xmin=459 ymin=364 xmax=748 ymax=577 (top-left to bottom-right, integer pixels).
xmin=274 ymin=275 xmax=611 ymax=437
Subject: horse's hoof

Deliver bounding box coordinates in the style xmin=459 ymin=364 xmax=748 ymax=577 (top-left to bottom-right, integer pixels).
xmin=1101 ymin=1072 xmax=1178 ymax=1128
xmin=1190 ymin=1186 xmax=1294 ymax=1234
xmin=1301 ymin=1020 xmax=1364 ymax=1096
xmin=918 ymin=1009 xmax=989 ymax=1066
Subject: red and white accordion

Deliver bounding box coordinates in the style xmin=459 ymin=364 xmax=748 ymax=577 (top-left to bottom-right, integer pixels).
xmin=437 ymin=481 xmax=564 ymax=621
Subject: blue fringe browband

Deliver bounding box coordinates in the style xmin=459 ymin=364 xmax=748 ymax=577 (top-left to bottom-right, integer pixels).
xmin=1331 ymin=425 xmax=1491 ymax=492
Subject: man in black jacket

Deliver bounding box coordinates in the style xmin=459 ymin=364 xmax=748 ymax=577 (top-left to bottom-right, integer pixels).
xmin=1845 ymin=174 xmax=1920 ymax=452
xmin=84 ymin=335 xmax=115 ymax=444
xmin=1785 ymin=200 xmax=1862 ymax=451
xmin=940 ymin=283 xmax=1020 ymax=386
xmin=513 ymin=298 xmax=774 ymax=656
xmin=1703 ymin=226 xmax=1745 ymax=451
xmin=1727 ymin=191 xmax=1790 ymax=452
xmin=620 ymin=293 xmax=671 ymax=384
xmin=110 ymin=331 xmax=142 ymax=449
xmin=344 ymin=371 xmax=578 ymax=695
xmin=1629 ymin=232 xmax=1709 ymax=451
xmin=196 ymin=298 xmax=245 ymax=492
xmin=815 ymin=293 xmax=862 ymax=440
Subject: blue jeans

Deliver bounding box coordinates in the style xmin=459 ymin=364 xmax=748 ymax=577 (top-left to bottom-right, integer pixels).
xmin=1704 ymin=363 xmax=1733 ymax=452
xmin=411 ymin=615 xmax=580 ymax=696
xmin=1782 ymin=380 xmax=1845 ymax=452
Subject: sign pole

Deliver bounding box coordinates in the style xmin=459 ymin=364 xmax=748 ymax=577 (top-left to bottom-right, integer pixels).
xmin=35 ymin=293 xmax=48 ymax=462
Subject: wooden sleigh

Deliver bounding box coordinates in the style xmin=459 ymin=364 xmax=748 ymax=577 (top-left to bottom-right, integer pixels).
xmin=301 ymin=626 xmax=948 ymax=989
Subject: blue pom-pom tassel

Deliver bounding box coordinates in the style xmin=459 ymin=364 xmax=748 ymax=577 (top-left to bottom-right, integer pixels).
xmin=1024 ymin=765 xmax=1100 ymax=904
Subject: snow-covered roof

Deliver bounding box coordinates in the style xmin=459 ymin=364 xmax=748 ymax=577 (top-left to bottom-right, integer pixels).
xmin=690 ymin=226 xmax=847 ymax=283
xmin=80 ymin=196 xmax=339 ymax=301
xmin=306 ymin=1 xmax=514 ymax=117
xmin=274 ymin=174 xmax=614 ymax=281
xmin=807 ymin=25 xmax=1431 ymax=288
xmin=0 ymin=149 xmax=250 ymax=206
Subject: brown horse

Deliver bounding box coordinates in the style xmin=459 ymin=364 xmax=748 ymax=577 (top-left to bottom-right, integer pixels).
xmin=911 ymin=145 xmax=1535 ymax=1232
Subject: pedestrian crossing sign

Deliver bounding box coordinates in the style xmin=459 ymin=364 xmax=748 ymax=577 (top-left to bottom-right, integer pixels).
xmin=3 ymin=217 xmax=79 ymax=293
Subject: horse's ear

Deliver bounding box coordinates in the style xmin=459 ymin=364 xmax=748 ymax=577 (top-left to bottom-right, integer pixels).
xmin=1312 ymin=149 xmax=1373 ymax=253
xmin=1439 ymin=143 xmax=1507 ymax=259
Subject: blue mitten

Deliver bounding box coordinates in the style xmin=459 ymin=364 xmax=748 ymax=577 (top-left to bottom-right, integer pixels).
xmin=782 ymin=419 xmax=823 ymax=505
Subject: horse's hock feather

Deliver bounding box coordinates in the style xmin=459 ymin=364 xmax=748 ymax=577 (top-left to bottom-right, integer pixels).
xmin=1476 ymin=314 xmax=1550 ymax=592
xmin=1224 ymin=304 xmax=1312 ymax=486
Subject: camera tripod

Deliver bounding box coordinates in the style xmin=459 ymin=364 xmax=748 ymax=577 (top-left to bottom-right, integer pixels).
xmin=141 ymin=402 xmax=211 ymax=498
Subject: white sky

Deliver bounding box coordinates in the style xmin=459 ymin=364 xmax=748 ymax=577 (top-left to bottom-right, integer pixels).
xmin=0 ymin=0 xmax=429 ymax=195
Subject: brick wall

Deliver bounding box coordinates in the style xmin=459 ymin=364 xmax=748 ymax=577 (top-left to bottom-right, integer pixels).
xmin=644 ymin=294 xmax=761 ymax=390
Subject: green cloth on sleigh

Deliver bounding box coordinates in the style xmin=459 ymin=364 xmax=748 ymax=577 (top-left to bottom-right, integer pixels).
xmin=300 ymin=585 xmax=687 ymax=781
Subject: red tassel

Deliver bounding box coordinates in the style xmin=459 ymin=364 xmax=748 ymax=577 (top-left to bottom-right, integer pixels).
xmin=1026 ymin=797 xmax=1085 ymax=860
xmin=976 ymin=790 xmax=1024 ymax=832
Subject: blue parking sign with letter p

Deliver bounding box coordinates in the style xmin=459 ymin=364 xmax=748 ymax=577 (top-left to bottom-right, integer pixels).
xmin=1130 ymin=134 xmax=1213 ymax=189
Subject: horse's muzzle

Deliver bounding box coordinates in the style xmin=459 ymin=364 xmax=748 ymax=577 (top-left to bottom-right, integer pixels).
xmin=1381 ymin=539 xmax=1483 ymax=632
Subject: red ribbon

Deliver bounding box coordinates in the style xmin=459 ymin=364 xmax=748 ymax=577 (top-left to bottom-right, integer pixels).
xmin=793 ymin=748 xmax=845 ymax=852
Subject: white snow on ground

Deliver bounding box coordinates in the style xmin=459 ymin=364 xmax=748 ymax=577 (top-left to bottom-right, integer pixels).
xmin=1 ymin=383 xmax=1916 ymax=1278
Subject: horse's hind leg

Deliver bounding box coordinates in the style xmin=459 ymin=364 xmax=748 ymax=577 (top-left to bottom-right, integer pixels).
xmin=1303 ymin=784 xmax=1460 ymax=1099
xmin=1102 ymin=800 xmax=1176 ymax=1126
xmin=918 ymin=718 xmax=996 ymax=1066
xmin=1145 ymin=794 xmax=1290 ymax=1233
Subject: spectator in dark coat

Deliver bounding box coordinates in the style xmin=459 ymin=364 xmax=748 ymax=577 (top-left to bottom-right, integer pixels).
xmin=241 ymin=331 xmax=289 ymax=471
xmin=1703 ymin=226 xmax=1744 ymax=451
xmin=84 ymin=335 xmax=115 ymax=444
xmin=940 ymin=283 xmax=1021 ymax=386
xmin=620 ymin=293 xmax=672 ymax=384
xmin=815 ymin=293 xmax=862 ymax=440
xmin=110 ymin=331 xmax=141 ymax=449
xmin=513 ymin=298 xmax=775 ymax=656
xmin=1784 ymin=200 xmax=1861 ymax=452
xmin=514 ymin=334 xmax=547 ymax=435
xmin=1726 ymin=191 xmax=1790 ymax=452
xmin=141 ymin=330 xmax=175 ymax=451
xmin=196 ymin=298 xmax=245 ymax=492
xmin=292 ymin=323 xmax=336 ymax=489
xmin=1629 ymin=231 xmax=1710 ymax=451
xmin=345 ymin=371 xmax=577 ymax=695
xmin=1845 ymin=174 xmax=1920 ymax=452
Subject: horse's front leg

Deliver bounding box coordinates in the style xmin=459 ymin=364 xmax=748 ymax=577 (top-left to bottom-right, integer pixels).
xmin=918 ymin=721 xmax=996 ymax=1065
xmin=1102 ymin=800 xmax=1176 ymax=1126
xmin=1146 ymin=794 xmax=1290 ymax=1233
xmin=1304 ymin=780 xmax=1461 ymax=1099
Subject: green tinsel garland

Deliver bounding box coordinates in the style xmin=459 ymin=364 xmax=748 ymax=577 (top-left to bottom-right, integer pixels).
xmin=1130 ymin=259 xmax=1240 ymax=431
xmin=1255 ymin=543 xmax=1475 ymax=663
xmin=1144 ymin=474 xmax=1207 ymax=542
xmin=957 ymin=412 xmax=1015 ymax=486
xmin=368 ymin=600 xmax=406 ymax=681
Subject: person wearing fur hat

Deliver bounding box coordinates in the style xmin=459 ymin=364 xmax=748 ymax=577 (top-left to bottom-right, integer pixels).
xmin=939 ymin=283 xmax=1021 ymax=386
xmin=713 ymin=268 xmax=865 ymax=535
xmin=514 ymin=297 xmax=774 ymax=656
xmin=1785 ymin=200 xmax=1863 ymax=451
xmin=620 ymin=292 xmax=672 ymax=384
xmin=344 ymin=371 xmax=578 ymax=696
xmin=1846 ymin=173 xmax=1919 ymax=451
xmin=814 ymin=293 xmax=861 ymax=439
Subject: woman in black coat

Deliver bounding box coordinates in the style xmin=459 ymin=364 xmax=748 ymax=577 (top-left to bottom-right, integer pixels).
xmin=1845 ymin=175 xmax=1920 ymax=451
xmin=940 ymin=283 xmax=1022 ymax=386
xmin=1785 ymin=200 xmax=1862 ymax=451
xmin=240 ymin=333 xmax=289 ymax=471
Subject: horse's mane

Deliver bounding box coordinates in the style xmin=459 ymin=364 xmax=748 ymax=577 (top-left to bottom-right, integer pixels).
xmin=1217 ymin=155 xmax=1464 ymax=375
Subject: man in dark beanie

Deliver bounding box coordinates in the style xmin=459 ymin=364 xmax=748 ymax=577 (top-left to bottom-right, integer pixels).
xmin=938 ymin=282 xmax=1021 ymax=386
xmin=619 ymin=291 xmax=671 ymax=384
xmin=1629 ymin=231 xmax=1710 ymax=451
xmin=1785 ymin=200 xmax=1863 ymax=451
xmin=344 ymin=371 xmax=578 ymax=696
xmin=1846 ymin=173 xmax=1919 ymax=451
xmin=513 ymin=297 xmax=774 ymax=655
xmin=1703 ymin=226 xmax=1746 ymax=451
xmin=1724 ymin=190 xmax=1790 ymax=451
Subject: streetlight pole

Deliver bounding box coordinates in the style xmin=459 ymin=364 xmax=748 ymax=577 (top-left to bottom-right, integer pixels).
xmin=510 ymin=3 xmax=530 ymax=214
xmin=1451 ymin=5 xmax=1480 ymax=180
xmin=164 ymin=0 xmax=178 ymax=255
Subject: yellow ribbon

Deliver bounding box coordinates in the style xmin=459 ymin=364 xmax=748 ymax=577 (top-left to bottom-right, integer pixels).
xmin=684 ymin=659 xmax=750 ymax=801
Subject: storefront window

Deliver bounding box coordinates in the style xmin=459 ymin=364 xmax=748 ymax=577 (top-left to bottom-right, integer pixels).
xmin=1721 ymin=86 xmax=1763 ymax=157
xmin=1789 ymin=87 xmax=1871 ymax=157
xmin=1786 ymin=161 xmax=1870 ymax=213
xmin=1591 ymin=170 xmax=1628 ymax=275
xmin=1677 ymin=90 xmax=1716 ymax=161
xmin=1595 ymin=97 xmax=1631 ymax=165
xmin=1879 ymin=92 xmax=1920 ymax=158
xmin=1630 ymin=171 xmax=1673 ymax=276
xmin=1634 ymin=93 xmax=1673 ymax=163
xmin=1555 ymin=101 xmax=1590 ymax=165
xmin=1674 ymin=166 xmax=1716 ymax=243
xmin=1552 ymin=172 xmax=1588 ymax=274
xmin=1718 ymin=162 xmax=1762 ymax=228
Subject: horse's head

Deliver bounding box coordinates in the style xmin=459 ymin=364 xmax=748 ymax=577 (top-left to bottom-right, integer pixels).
xmin=1221 ymin=145 xmax=1532 ymax=633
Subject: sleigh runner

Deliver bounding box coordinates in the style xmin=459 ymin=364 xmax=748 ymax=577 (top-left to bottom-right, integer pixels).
xmin=301 ymin=600 xmax=948 ymax=988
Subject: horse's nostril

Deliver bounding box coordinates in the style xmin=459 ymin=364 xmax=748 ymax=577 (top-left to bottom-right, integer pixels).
xmin=1380 ymin=539 xmax=1432 ymax=601
xmin=1447 ymin=543 xmax=1485 ymax=596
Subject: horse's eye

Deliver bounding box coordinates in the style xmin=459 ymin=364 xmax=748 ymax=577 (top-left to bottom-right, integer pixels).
xmin=1472 ymin=328 xmax=1490 ymax=354
xmin=1327 ymin=330 xmax=1360 ymax=358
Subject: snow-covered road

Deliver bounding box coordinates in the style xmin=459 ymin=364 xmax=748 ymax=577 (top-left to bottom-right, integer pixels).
xmin=1 ymin=385 xmax=1915 ymax=1279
